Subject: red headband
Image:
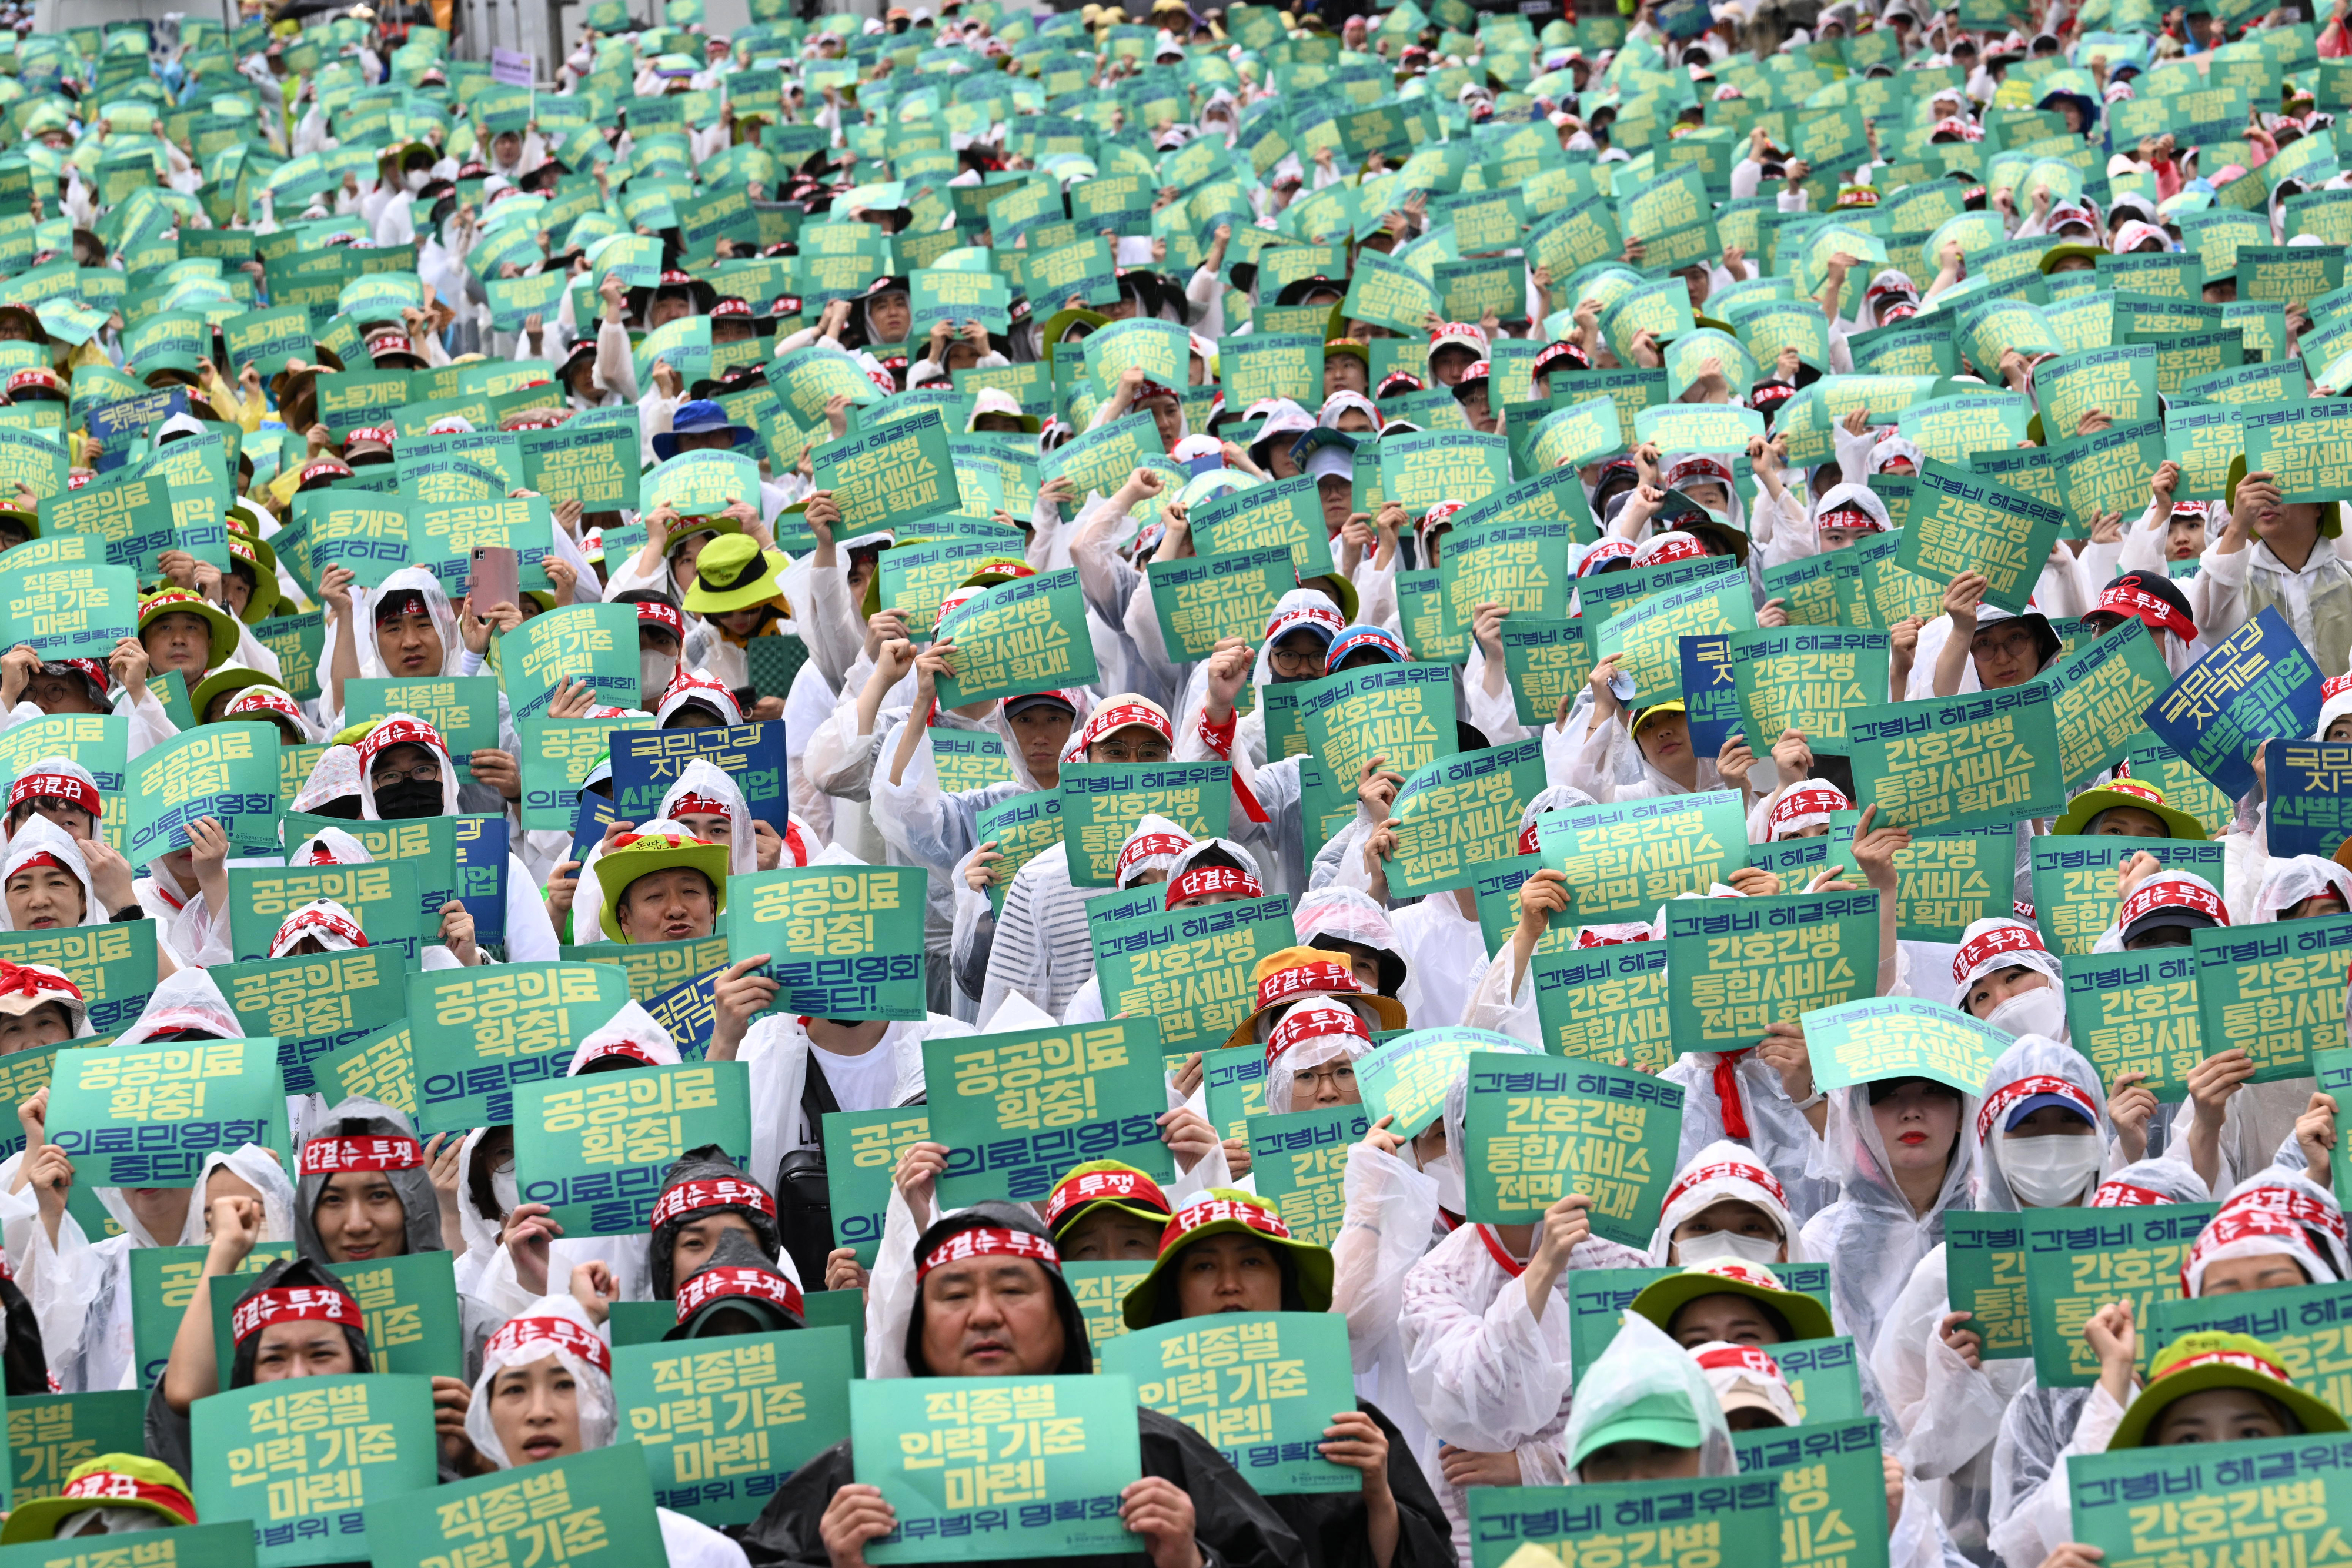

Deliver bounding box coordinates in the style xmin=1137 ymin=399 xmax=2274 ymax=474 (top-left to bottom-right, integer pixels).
xmin=917 ymin=1226 xmax=1060 ymax=1280
xmin=1118 ymin=831 xmax=1194 ymax=881
xmin=486 ymin=1313 xmax=611 ymax=1374
xmin=1662 ymin=1158 xmax=1788 ymax=1216
xmin=301 ymin=1135 xmax=423 ymax=1174
xmin=0 ymin=963 xmax=81 ymax=1004
xmin=1168 ymin=865 xmax=1261 ymax=907
xmin=8 ymin=771 xmax=100 ymax=818
xmin=2116 ymin=877 xmax=2229 ymax=933
xmin=2094 ymin=581 xmax=2197 ymax=643
xmin=1977 ymin=1074 xmax=2098 ymax=1144
xmin=1077 ymin=702 xmax=1174 ymax=751
xmin=1252 ymin=959 xmax=1366 ymax=1015
xmin=232 ymin=1284 xmax=364 ymax=1345
xmin=357 ymin=717 xmax=446 ymax=770
xmin=674 ymin=1266 xmax=804 ymax=1324
xmin=1693 ymin=1343 xmax=1785 ymax=1381
xmin=275 ymin=905 xmax=370 ymax=951
xmin=48 ymin=1470 xmax=196 ymax=1526
xmin=670 ymin=793 xmax=731 ymax=819
xmin=229 ymin=687 xmax=305 ymax=723
xmin=1044 ymin=1168 xmax=1173 ymax=1228
xmin=1817 ymin=507 xmax=1883 ymax=533
xmin=1160 ymin=1195 xmax=1291 ymax=1251
xmin=1265 ymin=999 xmax=1371 ymax=1063
xmin=638 ymin=601 xmax=685 ymax=638
xmin=1770 ymin=784 xmax=1850 ymax=831
xmin=10 ymin=851 xmax=68 ymax=877
xmin=2090 ymin=1181 xmax=2171 ymax=1208
xmin=652 ymin=1177 xmax=778 ymax=1229
xmin=1951 ymin=921 xmax=2050 ymax=988
xmin=2154 ymin=1346 xmax=2294 ymax=1386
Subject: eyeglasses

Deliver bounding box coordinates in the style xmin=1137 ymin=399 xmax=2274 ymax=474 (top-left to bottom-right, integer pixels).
xmin=1294 ymin=1064 xmax=1356 ymax=1091
xmin=1269 ymin=647 xmax=1326 ymax=677
xmin=372 ymin=764 xmax=443 ymax=787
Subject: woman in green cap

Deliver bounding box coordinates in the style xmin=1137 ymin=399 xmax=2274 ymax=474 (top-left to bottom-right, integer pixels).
xmin=1121 ymin=1189 xmax=1452 ymax=1568
xmin=0 ymin=1455 xmax=199 ymax=1542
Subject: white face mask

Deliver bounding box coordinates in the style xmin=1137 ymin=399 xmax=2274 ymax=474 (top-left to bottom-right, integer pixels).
xmin=490 ymin=1166 xmax=519 ymax=1215
xmin=2000 ymin=1131 xmax=2103 ymax=1209
xmin=1421 ymin=1148 xmax=1465 ymax=1214
xmin=1676 ymin=1228 xmax=1783 ymax=1266
xmin=1983 ymin=985 xmax=2067 ymax=1043
xmin=642 ymin=650 xmax=679 ymax=696
xmin=405 ymin=168 xmax=429 ymax=192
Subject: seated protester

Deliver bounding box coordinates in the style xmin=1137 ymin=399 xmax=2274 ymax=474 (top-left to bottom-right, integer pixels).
xmin=2049 ymin=779 xmax=2209 ymax=842
xmin=1986 ymin=1160 xmax=2241 ymax=1567
xmin=1645 ymin=1142 xmax=1806 ymax=1269
xmin=1950 ymin=917 xmax=2067 ymax=1043
xmin=6 ymin=757 xmax=104 ymax=842
xmin=1061 ymin=833 xmax=1271 ymax=1026
xmin=864 ymin=994 xmax=1225 ymax=1378
xmin=1629 ymin=1256 xmax=1835 ymax=1349
xmin=1 ymin=817 xmax=147 ymax=932
xmin=136 ymin=586 xmax=241 ymax=703
xmin=2081 ymin=570 xmax=2205 ymax=676
xmin=1044 ymin=1161 xmax=1177 ymax=1262
xmin=217 ymin=683 xmax=315 ymax=744
xmin=1559 ymin=1312 xmax=1735 ymax=1483
xmin=484 ymin=1008 xmax=750 ymax=1314
xmin=352 ymin=716 xmax=560 ymax=959
xmin=1921 ymin=597 xmax=2069 ymax=700
xmin=1798 ymin=1069 xmax=1977 ymax=1364
xmin=1994 ymin=1335 xmax=2343 ymax=1568
xmin=463 ymin=1295 xmax=752 ymax=1568
xmin=680 ymin=537 xmax=793 ymax=694
xmin=0 ymin=651 xmax=172 ymax=757
xmin=1398 ymin=1062 xmax=1649 ymax=1555
xmin=1692 ymin=1342 xmax=1803 ymax=1431
xmin=740 ymin=1202 xmax=1304 ymax=1568
xmin=1759 ymin=480 xmax=1889 ymax=580
xmin=2200 ymin=466 xmax=2352 ymax=678
xmin=189 ymin=661 xmax=292 ymax=728
xmin=666 ymin=1230 xmax=807 ymax=1338
xmin=0 ymin=1455 xmax=198 ymax=1543
xmin=1176 ymin=587 xmax=1347 ymax=769
xmin=1118 ymin=1190 xmax=1453 ymax=1568
xmin=1565 ymin=687 xmax=1745 ymax=805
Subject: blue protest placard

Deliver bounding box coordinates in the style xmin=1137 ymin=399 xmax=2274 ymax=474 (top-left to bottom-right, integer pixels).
xmin=610 ymin=721 xmax=788 ymax=834
xmin=2141 ymin=605 xmax=2324 ymax=800
xmin=1678 ymin=631 xmax=1742 ymax=756
xmin=453 ymin=814 xmax=509 ymax=948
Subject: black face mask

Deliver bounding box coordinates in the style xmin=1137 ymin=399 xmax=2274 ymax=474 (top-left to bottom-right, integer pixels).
xmin=312 ymin=795 xmax=364 ymax=820
xmin=373 ymin=778 xmax=442 ymax=819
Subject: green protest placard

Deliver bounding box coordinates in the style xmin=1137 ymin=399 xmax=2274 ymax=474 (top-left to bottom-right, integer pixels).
xmin=2032 ymin=833 xmax=2225 ymax=955
xmin=1091 ymin=892 xmax=1291 ymax=1059
xmin=1104 ymin=1312 xmax=1359 ymax=1495
xmin=2023 ymin=1202 xmax=2219 ymax=1386
xmin=1465 ymin=1474 xmax=1780 ymax=1568
xmin=2147 ymin=1272 xmax=2352 ymax=1415
xmin=1055 ymin=760 xmax=1231 ymax=888
xmin=48 ymin=1036 xmax=284 ymax=1186
xmin=517 ymin=715 xmax=655 ymax=830
xmin=1340 ymin=250 xmax=1440 ymax=335
xmin=723 ymin=865 xmax=926 ymax=1021
xmin=877 ymin=537 xmax=1026 ymax=629
xmin=1802 ymin=995 xmax=2012 ymax=1094
xmin=1355 ymin=1026 xmax=1538 ymax=1139
xmin=852 ymin=1375 xmax=1142 ymax=1562
xmin=213 ymin=946 xmax=408 ymax=1095
xmin=1728 ymin=628 xmax=1889 ymax=747
xmin=407 ymin=961 xmax=635 ymax=1134
xmin=1145 ymin=545 xmax=1293 ymax=661
xmin=2191 ymin=912 xmax=2352 ymax=1088
xmin=1875 ymin=827 xmax=2016 ymax=943
xmin=924 ymin=1014 xmax=1173 ymax=1207
xmin=227 ymin=859 xmax=429 ymax=966
xmin=2062 ymin=945 xmax=2202 ymax=1098
xmin=125 ymin=719 xmax=279 ymax=862
xmin=823 ymin=1106 xmax=930 ymax=1268
xmin=973 ymin=788 xmax=1062 ymax=917
xmin=520 ymin=417 xmax=641 ymax=511
xmin=2164 ymin=402 xmax=2247 ymax=500
xmin=191 ymin=1374 xmax=439 ymax=1566
xmin=1083 ymin=318 xmax=1190 ymax=400
xmin=814 ymin=408 xmax=960 ymax=533
xmin=2037 ymin=345 xmax=2159 ymax=446
xmin=614 ymin=1326 xmax=856 ymax=1527
xmin=1532 ymin=790 xmax=1745 ymax=925
xmin=1758 ymin=551 xmax=1855 ymax=630
xmin=1524 ymin=396 xmax=1625 ymax=473
xmin=0 ymin=561 xmax=137 ymax=661
xmin=2097 ymin=250 xmax=2204 ymax=300
xmin=1198 ymin=1042 xmax=1269 ymax=1143
xmin=1945 ymin=1211 xmax=2034 ymax=1360
xmin=1219 ymin=333 xmax=1321 ymax=405
xmin=1386 ymin=740 xmax=1545 ymax=897
xmin=1438 ymin=514 xmax=1578 ymax=635
xmin=2 ymin=1389 xmax=146 ymax=1509
xmin=1896 ymin=457 xmax=2064 ymax=612
xmin=639 ymin=449 xmax=762 ymax=520
xmin=500 ymin=601 xmax=639 ymax=722
xmin=1063 ymin=1259 xmax=1154 ymax=1375
xmin=1847 ymin=685 xmax=2066 ymax=831
xmin=300 ymin=496 xmax=412 ymax=587
xmin=1895 ymin=392 xmax=2034 ymax=462
xmin=1377 ymin=429 xmax=1510 ymax=516
xmin=2137 ymin=327 xmax=2248 ymax=398
xmin=1525 ymin=937 xmax=1668 ymax=1069
xmin=343 ymin=674 xmax=500 ymax=757
xmin=1664 ymin=891 xmax=1879 ymax=1056
xmin=2245 ymin=399 xmax=2352 ymax=503
xmin=1244 ymin=1106 xmax=1364 ymax=1247
xmin=516 ymin=1062 xmax=750 ymax=1235
xmin=2043 ymin=618 xmax=2173 ymax=788
xmin=2241 ymin=244 xmax=2345 ymax=304
xmin=1497 ymin=618 xmax=1592 ymax=728
xmin=0 ymin=922 xmax=156 ymax=1044
xmin=1297 ymin=662 xmax=1456 ymax=802
xmin=1461 ymin=1052 xmax=1682 ymax=1239
xmin=363 ymin=1442 xmax=659 ymax=1568
xmin=315 ymin=1019 xmax=415 ymax=1120
xmin=38 ymin=471 xmax=175 ymax=571
xmin=1594 ymin=567 xmax=1756 ymax=704
xmin=934 ymin=568 xmax=1101 ymax=706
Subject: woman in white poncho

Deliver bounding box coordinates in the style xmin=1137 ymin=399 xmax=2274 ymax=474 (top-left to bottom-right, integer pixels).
xmin=463 ymin=1294 xmax=749 ymax=1568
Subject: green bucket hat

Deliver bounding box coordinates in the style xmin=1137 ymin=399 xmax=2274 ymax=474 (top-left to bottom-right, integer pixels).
xmin=138 ymin=586 xmax=242 ymax=671
xmin=1120 ymin=1188 xmax=1335 ymax=1329
xmin=681 ymin=533 xmax=789 ymax=617
xmin=190 ymin=660 xmax=289 ymax=721
xmin=1626 ymin=1258 xmax=1835 ymax=1343
xmin=586 ymin=830 xmax=733 ymax=945
xmin=0 ymin=1455 xmax=197 ymax=1542
xmin=2052 ymin=778 xmax=2210 ymax=841
xmin=2108 ymin=1332 xmax=2349 ymax=1450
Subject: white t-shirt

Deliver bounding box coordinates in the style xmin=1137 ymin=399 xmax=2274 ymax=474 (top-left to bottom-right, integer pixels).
xmin=799 ymin=1039 xmax=903 ymax=1144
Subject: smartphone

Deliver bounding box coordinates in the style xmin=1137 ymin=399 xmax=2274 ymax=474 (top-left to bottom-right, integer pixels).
xmin=467 ymin=546 xmax=520 ymax=611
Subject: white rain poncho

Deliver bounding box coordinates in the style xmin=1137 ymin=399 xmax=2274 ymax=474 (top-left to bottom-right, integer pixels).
xmin=1291 ymin=885 xmax=1415 ymax=1018
xmin=2254 ymin=854 xmax=2352 ymax=920
xmin=1398 ymin=1047 xmax=1648 ymax=1557
xmin=266 ymin=897 xmax=369 ymax=957
xmin=1562 ymin=1312 xmax=1737 ymax=1482
xmin=353 ymin=567 xmax=464 ymax=683
xmin=1261 ymin=997 xmax=1375 ymax=1115
xmin=1871 ymin=1037 xmax=2105 ymax=1560
xmin=1643 ymin=1140 xmax=1805 ymax=1267
xmin=2181 ymin=1167 xmax=2348 ymax=1295
xmin=111 ymin=969 xmax=245 ymax=1048
xmin=290 ymin=746 xmax=363 ymax=814
xmin=25 ymin=1143 xmax=294 ymax=1394
xmin=0 ymin=816 xmax=96 ymax=930
xmin=1060 ymin=826 xmax=1258 ymax=1025
xmin=657 ymin=757 xmax=758 ymax=878
xmin=449 ymin=1125 xmax=509 ymax=1298
xmin=1798 ymin=1069 xmax=1981 ymax=1365
xmin=1985 ymin=1157 xmax=2217 ymax=1568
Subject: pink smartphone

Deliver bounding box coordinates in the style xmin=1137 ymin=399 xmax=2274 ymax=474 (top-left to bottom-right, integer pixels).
xmin=467 ymin=546 xmax=520 ymax=610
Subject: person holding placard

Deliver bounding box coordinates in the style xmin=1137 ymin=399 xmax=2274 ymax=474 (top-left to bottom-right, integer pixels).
xmin=1870 ymin=1040 xmax=2114 ymax=1560
xmin=739 ymin=1201 xmax=1304 ymax=1568
xmin=2199 ymin=466 xmax=2352 ymax=677
xmin=1988 ymin=1169 xmax=2350 ymax=1568
xmin=1118 ymin=1189 xmax=1453 ymax=1568
xmin=1062 ymin=832 xmax=1272 ymax=1027
xmin=1044 ymin=1161 xmax=1178 ymax=1263
xmin=0 ymin=815 xmax=146 ymax=932
xmin=459 ymin=1293 xmax=755 ymax=1567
